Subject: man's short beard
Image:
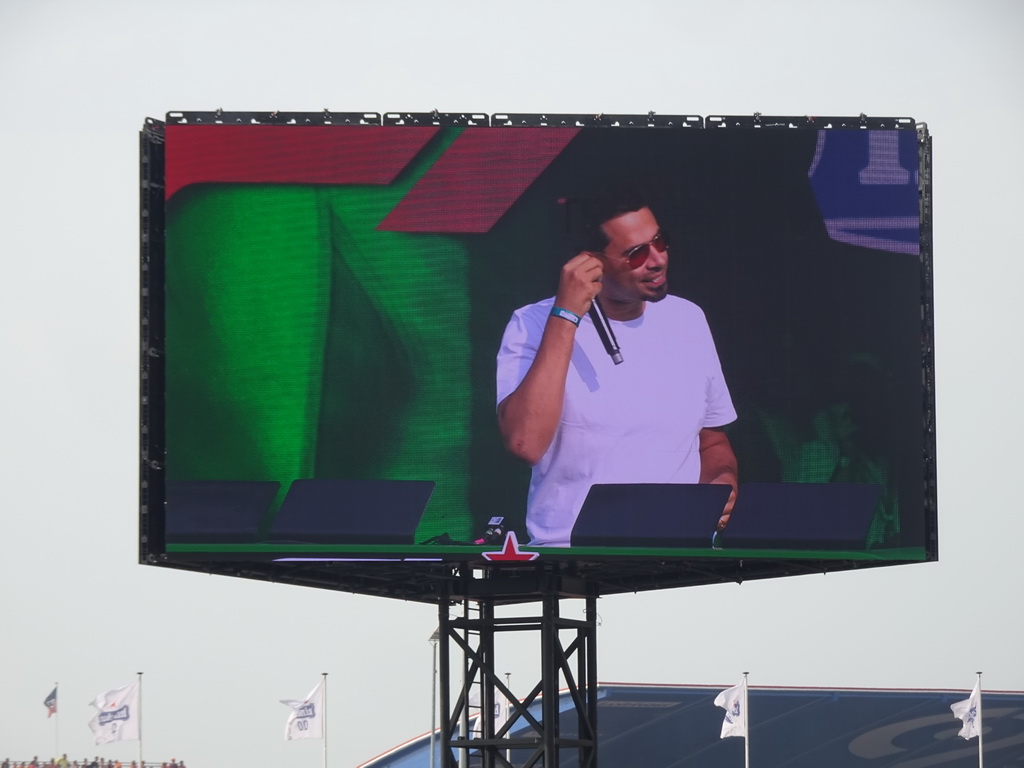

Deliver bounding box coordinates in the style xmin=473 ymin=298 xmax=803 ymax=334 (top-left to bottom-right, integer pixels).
xmin=647 ymin=284 xmax=669 ymax=302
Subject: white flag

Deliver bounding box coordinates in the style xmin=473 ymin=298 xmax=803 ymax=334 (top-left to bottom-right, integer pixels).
xmin=950 ymin=680 xmax=982 ymax=740
xmin=281 ymin=680 xmax=324 ymax=740
xmin=468 ymin=689 xmax=510 ymax=739
xmin=714 ymin=679 xmax=747 ymax=739
xmin=88 ymin=682 xmax=141 ymax=745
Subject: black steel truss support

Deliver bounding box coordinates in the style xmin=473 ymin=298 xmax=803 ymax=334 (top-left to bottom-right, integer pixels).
xmin=917 ymin=122 xmax=938 ymax=559
xmin=438 ymin=573 xmax=598 ymax=767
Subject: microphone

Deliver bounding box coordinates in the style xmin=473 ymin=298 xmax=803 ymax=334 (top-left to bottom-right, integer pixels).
xmin=589 ymin=297 xmax=623 ymax=365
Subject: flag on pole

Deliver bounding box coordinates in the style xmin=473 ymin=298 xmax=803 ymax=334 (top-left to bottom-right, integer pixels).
xmin=714 ymin=679 xmax=748 ymax=739
xmin=88 ymin=682 xmax=141 ymax=744
xmin=951 ymin=679 xmax=982 ymax=740
xmin=281 ymin=680 xmax=324 ymax=740
xmin=467 ymin=688 xmax=510 ymax=739
xmin=44 ymin=687 xmax=57 ymax=717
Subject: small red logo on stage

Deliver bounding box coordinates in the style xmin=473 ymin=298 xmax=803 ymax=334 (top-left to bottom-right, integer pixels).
xmin=482 ymin=531 xmax=540 ymax=562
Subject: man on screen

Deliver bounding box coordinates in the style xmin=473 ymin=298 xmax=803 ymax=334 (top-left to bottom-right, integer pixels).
xmin=496 ymin=189 xmax=738 ymax=547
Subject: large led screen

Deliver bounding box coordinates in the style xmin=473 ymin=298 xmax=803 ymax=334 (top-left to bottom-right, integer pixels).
xmin=140 ymin=114 xmax=936 ymax=598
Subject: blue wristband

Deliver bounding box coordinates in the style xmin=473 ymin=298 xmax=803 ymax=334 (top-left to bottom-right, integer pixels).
xmin=550 ymin=306 xmax=581 ymax=326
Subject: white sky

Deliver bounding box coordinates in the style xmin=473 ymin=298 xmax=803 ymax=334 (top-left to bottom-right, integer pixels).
xmin=1 ymin=0 xmax=1022 ymax=765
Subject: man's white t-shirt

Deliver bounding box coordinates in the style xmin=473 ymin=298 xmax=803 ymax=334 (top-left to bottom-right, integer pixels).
xmin=496 ymin=295 xmax=737 ymax=547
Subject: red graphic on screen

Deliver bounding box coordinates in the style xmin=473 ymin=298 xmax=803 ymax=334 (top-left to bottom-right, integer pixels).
xmin=379 ymin=128 xmax=579 ymax=233
xmin=164 ymin=124 xmax=578 ymax=234
xmin=164 ymin=125 xmax=440 ymax=199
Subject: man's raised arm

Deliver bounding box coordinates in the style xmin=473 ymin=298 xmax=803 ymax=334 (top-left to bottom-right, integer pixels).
xmin=498 ymin=253 xmax=603 ymax=465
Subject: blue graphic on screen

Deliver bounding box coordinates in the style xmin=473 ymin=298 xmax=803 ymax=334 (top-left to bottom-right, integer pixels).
xmin=808 ymin=130 xmax=919 ymax=254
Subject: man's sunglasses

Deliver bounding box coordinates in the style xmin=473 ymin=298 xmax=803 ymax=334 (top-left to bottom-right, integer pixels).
xmin=621 ymin=230 xmax=669 ymax=269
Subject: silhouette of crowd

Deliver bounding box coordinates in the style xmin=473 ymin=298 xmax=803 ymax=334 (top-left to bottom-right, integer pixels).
xmin=2 ymin=758 xmax=185 ymax=768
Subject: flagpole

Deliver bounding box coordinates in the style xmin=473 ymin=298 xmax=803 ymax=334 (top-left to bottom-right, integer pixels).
xmin=976 ymin=671 xmax=983 ymax=768
xmin=429 ymin=627 xmax=439 ymax=768
xmin=137 ymin=672 xmax=144 ymax=768
xmin=743 ymin=672 xmax=750 ymax=768
xmin=54 ymin=682 xmax=59 ymax=758
xmin=322 ymin=673 xmax=328 ymax=768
